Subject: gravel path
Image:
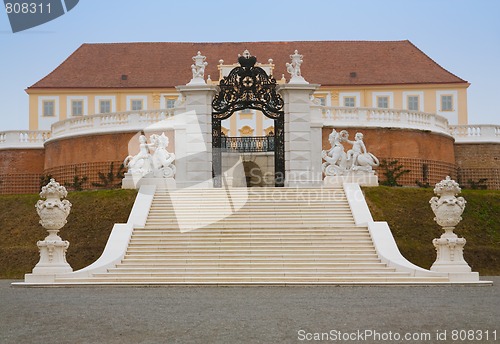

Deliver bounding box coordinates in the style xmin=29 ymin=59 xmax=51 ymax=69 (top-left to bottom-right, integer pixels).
xmin=1 ymin=278 xmax=499 ymax=343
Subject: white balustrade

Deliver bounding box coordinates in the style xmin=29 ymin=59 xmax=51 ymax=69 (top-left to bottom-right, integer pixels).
xmin=449 ymin=124 xmax=500 ymax=143
xmin=317 ymin=106 xmax=452 ymax=136
xmin=2 ymin=107 xmax=498 ymax=149
xmin=49 ymin=109 xmax=175 ymax=140
xmin=0 ymin=130 xmax=51 ymax=149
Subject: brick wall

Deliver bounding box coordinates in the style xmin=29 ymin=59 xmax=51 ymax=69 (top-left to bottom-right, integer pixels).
xmin=0 ymin=149 xmax=45 ymax=194
xmin=455 ymin=143 xmax=500 ymax=189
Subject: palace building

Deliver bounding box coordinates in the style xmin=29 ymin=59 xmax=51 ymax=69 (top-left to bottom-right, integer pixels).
xmin=1 ymin=40 xmax=499 ymax=193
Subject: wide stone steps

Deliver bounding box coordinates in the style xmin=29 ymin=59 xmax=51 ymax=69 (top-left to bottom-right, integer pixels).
xmin=121 ymin=253 xmax=381 ymax=260
xmin=65 ymin=187 xmax=450 ymax=285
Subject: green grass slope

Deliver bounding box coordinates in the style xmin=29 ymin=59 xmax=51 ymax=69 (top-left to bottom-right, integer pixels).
xmin=0 ymin=187 xmax=498 ymax=279
xmin=363 ymin=187 xmax=500 ymax=275
xmin=0 ymin=189 xmax=137 ymax=278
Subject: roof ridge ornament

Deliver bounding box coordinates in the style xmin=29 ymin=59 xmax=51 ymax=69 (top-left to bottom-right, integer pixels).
xmin=286 ymin=49 xmax=309 ymax=84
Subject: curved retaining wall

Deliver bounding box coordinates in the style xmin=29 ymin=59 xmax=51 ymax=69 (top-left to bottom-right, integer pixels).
xmin=0 ymin=149 xmax=45 ymax=194
xmin=454 ymin=143 xmax=500 ymax=189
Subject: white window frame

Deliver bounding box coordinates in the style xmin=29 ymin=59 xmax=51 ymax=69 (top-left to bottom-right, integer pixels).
xmin=436 ymin=90 xmax=458 ymax=125
xmin=43 ymin=100 xmax=55 ymax=117
xmin=372 ymin=92 xmax=394 ymax=109
xmin=99 ymin=100 xmax=112 ymax=114
xmin=95 ymin=96 xmax=116 ymax=114
xmin=376 ymin=96 xmax=389 ymax=109
xmin=313 ymin=91 xmax=332 ymax=106
xmin=131 ymin=100 xmax=143 ymax=111
xmin=160 ymin=93 xmax=178 ymax=109
xmin=403 ymin=91 xmax=424 ymax=112
xmin=126 ymin=95 xmax=148 ymax=111
xmin=67 ymin=96 xmax=88 ymax=117
xmin=440 ymin=95 xmax=453 ymax=111
xmin=339 ymin=92 xmax=361 ymax=107
xmin=38 ymin=96 xmax=59 ymax=118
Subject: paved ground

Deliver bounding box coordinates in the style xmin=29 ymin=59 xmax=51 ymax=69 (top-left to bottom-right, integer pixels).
xmin=1 ymin=278 xmax=499 ymax=344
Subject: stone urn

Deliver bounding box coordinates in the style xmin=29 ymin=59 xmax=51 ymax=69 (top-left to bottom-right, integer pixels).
xmin=429 ymin=176 xmax=471 ymax=273
xmin=28 ymin=179 xmax=73 ymax=279
xmin=430 ymin=176 xmax=466 ymax=228
xmin=36 ymin=179 xmax=72 ymax=231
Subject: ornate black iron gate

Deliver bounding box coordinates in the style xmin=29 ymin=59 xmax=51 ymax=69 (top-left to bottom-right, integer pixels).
xmin=212 ymin=52 xmax=285 ymax=187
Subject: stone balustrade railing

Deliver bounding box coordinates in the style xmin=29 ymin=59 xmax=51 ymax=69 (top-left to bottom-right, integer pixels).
xmin=314 ymin=106 xmax=451 ymax=136
xmin=1 ymin=107 xmax=498 ymax=149
xmin=448 ymin=124 xmax=500 ymax=143
xmin=49 ymin=109 xmax=175 ymax=140
xmin=0 ymin=130 xmax=51 ymax=149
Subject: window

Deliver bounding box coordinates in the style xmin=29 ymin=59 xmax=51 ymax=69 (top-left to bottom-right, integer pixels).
xmin=408 ymin=96 xmax=419 ymax=111
xmin=99 ymin=100 xmax=111 ymax=114
xmin=441 ymin=95 xmax=453 ymax=111
xmin=71 ymin=100 xmax=83 ymax=116
xmin=316 ymin=97 xmax=326 ymax=106
xmin=131 ymin=99 xmax=143 ymax=111
xmin=377 ymin=96 xmax=389 ymax=109
xmin=344 ymin=97 xmax=355 ymax=107
xmin=43 ymin=100 xmax=55 ymax=117
xmin=166 ymin=99 xmax=176 ymax=109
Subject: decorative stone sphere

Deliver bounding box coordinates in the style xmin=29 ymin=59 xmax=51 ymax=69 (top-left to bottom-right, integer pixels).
xmin=35 ymin=179 xmax=72 ymax=231
xmin=430 ymin=176 xmax=466 ymax=228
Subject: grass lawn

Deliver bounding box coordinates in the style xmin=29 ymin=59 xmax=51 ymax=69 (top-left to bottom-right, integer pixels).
xmin=0 ymin=189 xmax=137 ymax=278
xmin=0 ymin=187 xmax=498 ymax=279
xmin=363 ymin=186 xmax=500 ymax=275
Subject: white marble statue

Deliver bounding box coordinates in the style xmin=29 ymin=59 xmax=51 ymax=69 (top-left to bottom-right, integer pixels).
xmin=286 ymin=50 xmax=308 ymax=84
xmin=322 ymin=129 xmax=349 ymax=176
xmin=150 ymin=133 xmax=176 ymax=178
xmin=322 ymin=129 xmax=379 ymax=176
xmin=188 ymin=51 xmax=208 ymax=85
xmin=345 ymin=132 xmax=380 ymax=171
xmin=123 ymin=133 xmax=175 ymax=179
xmin=123 ymin=135 xmax=154 ymax=176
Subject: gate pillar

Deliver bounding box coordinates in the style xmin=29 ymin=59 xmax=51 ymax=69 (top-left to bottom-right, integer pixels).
xmin=174 ymin=84 xmax=218 ymax=188
xmin=278 ymin=83 xmax=323 ymax=187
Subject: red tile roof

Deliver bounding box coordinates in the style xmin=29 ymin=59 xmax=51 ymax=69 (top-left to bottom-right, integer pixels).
xmin=28 ymin=41 xmax=467 ymax=89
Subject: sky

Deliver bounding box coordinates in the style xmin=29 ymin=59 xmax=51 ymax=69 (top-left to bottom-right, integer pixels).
xmin=0 ymin=0 xmax=499 ymax=131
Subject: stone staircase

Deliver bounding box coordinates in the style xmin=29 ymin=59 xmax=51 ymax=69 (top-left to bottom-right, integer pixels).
xmin=56 ymin=187 xmax=450 ymax=284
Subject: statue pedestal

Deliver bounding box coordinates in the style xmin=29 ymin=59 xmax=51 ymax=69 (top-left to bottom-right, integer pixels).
xmin=25 ymin=232 xmax=73 ymax=283
xmin=323 ymin=171 xmax=378 ymax=187
xmin=431 ymin=230 xmax=472 ymax=273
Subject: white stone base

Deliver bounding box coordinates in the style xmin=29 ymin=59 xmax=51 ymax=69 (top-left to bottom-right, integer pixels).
xmin=122 ymin=173 xmax=176 ymax=189
xmin=25 ymin=263 xmax=72 ymax=283
xmin=323 ymin=172 xmax=378 ymax=187
xmin=431 ymin=262 xmax=472 ymax=273
xmin=122 ymin=173 xmax=142 ymax=189
xmin=447 ymin=272 xmax=480 ymax=282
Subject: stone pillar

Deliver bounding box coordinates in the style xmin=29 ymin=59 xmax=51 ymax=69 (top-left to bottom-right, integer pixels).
xmin=278 ymin=83 xmax=322 ymax=187
xmin=174 ymin=85 xmax=218 ymax=188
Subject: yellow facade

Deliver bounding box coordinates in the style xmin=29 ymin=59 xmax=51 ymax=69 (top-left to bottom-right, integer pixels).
xmin=27 ymin=82 xmax=469 ymax=131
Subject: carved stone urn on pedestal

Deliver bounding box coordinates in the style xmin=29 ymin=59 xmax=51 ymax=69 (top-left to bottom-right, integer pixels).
xmin=30 ymin=179 xmax=73 ymax=276
xmin=429 ymin=176 xmax=471 ymax=272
